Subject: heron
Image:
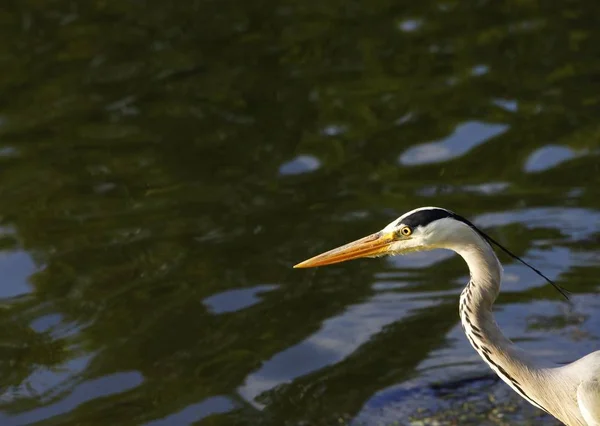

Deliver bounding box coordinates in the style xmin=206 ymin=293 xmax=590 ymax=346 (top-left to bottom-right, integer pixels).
xmin=294 ymin=207 xmax=600 ymax=426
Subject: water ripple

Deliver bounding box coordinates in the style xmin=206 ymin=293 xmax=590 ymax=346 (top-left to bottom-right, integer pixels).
xmin=238 ymin=293 xmax=436 ymax=407
xmin=399 ymin=121 xmax=509 ymax=166
xmin=279 ymin=155 xmax=321 ymax=176
xmin=524 ymin=145 xmax=581 ymax=173
xmin=144 ymin=396 xmax=237 ymax=426
xmin=203 ymin=285 xmax=279 ymax=314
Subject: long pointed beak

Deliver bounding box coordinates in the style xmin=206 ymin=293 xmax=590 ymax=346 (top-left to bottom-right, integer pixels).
xmin=294 ymin=231 xmax=396 ymax=268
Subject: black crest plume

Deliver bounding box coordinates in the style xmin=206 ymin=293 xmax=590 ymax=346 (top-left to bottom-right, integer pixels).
xmin=453 ymin=212 xmax=570 ymax=300
xmin=400 ymin=208 xmax=570 ymax=300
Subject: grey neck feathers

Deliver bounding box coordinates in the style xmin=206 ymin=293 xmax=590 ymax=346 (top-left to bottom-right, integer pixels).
xmin=453 ymin=238 xmax=518 ymax=359
xmin=450 ymin=229 xmax=550 ymax=413
xmin=456 ymin=240 xmax=502 ymax=310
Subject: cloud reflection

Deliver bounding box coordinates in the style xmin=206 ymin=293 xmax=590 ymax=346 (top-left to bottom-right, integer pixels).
xmin=474 ymin=207 xmax=600 ymax=242
xmin=399 ymin=121 xmax=509 ymax=166
xmin=203 ymin=285 xmax=279 ymax=314
xmin=279 ymin=155 xmax=321 ymax=176
xmin=144 ymin=396 xmax=237 ymax=426
xmin=524 ymin=145 xmax=582 ymax=173
xmin=238 ymin=293 xmax=435 ymax=407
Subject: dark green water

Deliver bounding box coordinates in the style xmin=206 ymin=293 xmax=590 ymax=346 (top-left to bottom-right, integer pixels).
xmin=0 ymin=1 xmax=599 ymax=425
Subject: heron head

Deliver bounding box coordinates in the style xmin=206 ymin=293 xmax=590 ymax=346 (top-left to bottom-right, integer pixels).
xmin=294 ymin=206 xmax=569 ymax=300
xmin=294 ymin=207 xmax=476 ymax=268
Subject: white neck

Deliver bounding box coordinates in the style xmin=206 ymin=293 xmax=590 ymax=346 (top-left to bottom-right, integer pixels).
xmin=448 ymin=229 xmax=551 ymax=413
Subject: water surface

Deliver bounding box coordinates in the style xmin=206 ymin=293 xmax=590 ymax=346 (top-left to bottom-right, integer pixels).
xmin=0 ymin=1 xmax=599 ymax=425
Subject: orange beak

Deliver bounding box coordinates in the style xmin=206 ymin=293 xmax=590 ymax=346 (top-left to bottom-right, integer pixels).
xmin=293 ymin=231 xmax=396 ymax=268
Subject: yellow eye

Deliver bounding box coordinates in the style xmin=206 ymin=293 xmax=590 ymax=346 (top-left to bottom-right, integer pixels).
xmin=399 ymin=226 xmax=412 ymax=237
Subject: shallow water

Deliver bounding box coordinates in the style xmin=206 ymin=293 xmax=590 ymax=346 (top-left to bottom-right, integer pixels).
xmin=0 ymin=1 xmax=599 ymax=425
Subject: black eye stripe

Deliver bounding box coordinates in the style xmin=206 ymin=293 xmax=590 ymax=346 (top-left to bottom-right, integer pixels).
xmin=400 ymin=208 xmax=466 ymax=229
